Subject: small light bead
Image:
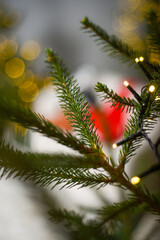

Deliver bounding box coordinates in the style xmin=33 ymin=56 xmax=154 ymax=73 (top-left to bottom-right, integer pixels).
xmin=131 ymin=176 xmax=140 ymax=185
xmin=112 ymin=143 xmax=117 ymax=149
xmin=123 ymin=80 xmax=129 ymax=87
xmin=139 ymin=56 xmax=144 ymax=62
xmin=149 ymin=85 xmax=155 ymax=93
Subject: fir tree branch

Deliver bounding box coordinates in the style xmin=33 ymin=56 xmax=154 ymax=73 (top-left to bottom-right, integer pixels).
xmin=81 ymin=17 xmax=160 ymax=80
xmin=46 ymin=49 xmax=103 ymax=155
xmin=146 ymin=9 xmax=160 ymax=54
xmin=81 ymin=17 xmax=145 ymax=63
xmin=49 ymin=207 xmax=84 ymax=225
xmin=95 ymin=82 xmax=137 ymax=112
xmin=0 ymin=97 xmax=93 ymax=154
xmin=49 ymin=208 xmax=108 ymax=240
xmin=0 ymin=142 xmax=112 ymax=189
xmin=97 ymin=198 xmax=144 ymax=223
xmin=119 ymin=112 xmax=143 ymax=166
xmin=109 ymin=173 xmax=160 ymax=216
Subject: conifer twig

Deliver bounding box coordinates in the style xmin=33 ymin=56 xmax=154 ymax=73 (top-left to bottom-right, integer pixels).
xmin=0 ymin=97 xmax=94 ymax=154
xmin=95 ymin=82 xmax=137 ymax=112
xmin=97 ymin=198 xmax=144 ymax=223
xmin=81 ymin=17 xmax=146 ymax=63
xmin=0 ymin=141 xmax=113 ymax=189
xmin=46 ymin=49 xmax=104 ymax=155
xmin=49 ymin=208 xmax=108 ymax=239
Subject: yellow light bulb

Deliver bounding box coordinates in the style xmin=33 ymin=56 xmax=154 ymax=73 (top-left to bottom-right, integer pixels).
xmin=112 ymin=143 xmax=117 ymax=149
xmin=147 ymin=118 xmax=152 ymax=122
xmin=149 ymin=85 xmax=155 ymax=93
xmin=139 ymin=56 xmax=144 ymax=62
xmin=123 ymin=80 xmax=129 ymax=87
xmin=135 ymin=58 xmax=139 ymax=63
xmin=131 ymin=176 xmax=140 ymax=185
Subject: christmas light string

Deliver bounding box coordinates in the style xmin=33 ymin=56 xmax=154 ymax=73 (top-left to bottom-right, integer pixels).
xmin=135 ymin=56 xmax=153 ymax=81
xmin=123 ymin=80 xmax=142 ymax=103
xmin=131 ymin=163 xmax=160 ymax=185
xmin=112 ymin=61 xmax=160 ymax=184
xmin=112 ymin=131 xmax=142 ymax=149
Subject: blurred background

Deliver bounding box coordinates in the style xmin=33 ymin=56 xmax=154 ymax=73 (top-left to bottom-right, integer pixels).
xmin=0 ymin=0 xmax=160 ymax=239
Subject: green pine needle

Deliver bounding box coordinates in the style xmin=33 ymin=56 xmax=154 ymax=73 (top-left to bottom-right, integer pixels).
xmin=95 ymin=82 xmax=138 ymax=113
xmin=0 ymin=141 xmax=112 ymax=189
xmin=46 ymin=49 xmax=103 ymax=154
xmin=81 ymin=17 xmax=146 ymax=63
xmin=0 ymin=97 xmax=93 ymax=154
xmin=49 ymin=208 xmax=108 ymax=240
xmin=97 ymin=198 xmax=143 ymax=223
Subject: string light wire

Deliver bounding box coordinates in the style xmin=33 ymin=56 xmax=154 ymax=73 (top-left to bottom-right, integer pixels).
xmin=114 ymin=75 xmax=159 ymax=182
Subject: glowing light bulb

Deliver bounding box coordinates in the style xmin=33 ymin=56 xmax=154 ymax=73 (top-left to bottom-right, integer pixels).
xmin=131 ymin=176 xmax=140 ymax=185
xmin=149 ymin=85 xmax=155 ymax=93
xmin=112 ymin=143 xmax=117 ymax=149
xmin=135 ymin=58 xmax=139 ymax=63
xmin=139 ymin=56 xmax=144 ymax=62
xmin=123 ymin=80 xmax=129 ymax=87
xmin=147 ymin=118 xmax=152 ymax=122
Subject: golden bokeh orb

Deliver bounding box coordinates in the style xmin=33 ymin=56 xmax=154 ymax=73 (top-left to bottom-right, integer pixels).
xmin=0 ymin=35 xmax=8 ymax=53
xmin=5 ymin=57 xmax=25 ymax=78
xmin=18 ymin=82 xmax=39 ymax=102
xmin=7 ymin=72 xmax=25 ymax=86
xmin=1 ymin=40 xmax=18 ymax=59
xmin=20 ymin=40 xmax=41 ymax=60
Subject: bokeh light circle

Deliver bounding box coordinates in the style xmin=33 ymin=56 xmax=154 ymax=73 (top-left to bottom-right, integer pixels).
xmin=20 ymin=40 xmax=40 ymax=60
xmin=5 ymin=57 xmax=25 ymax=78
xmin=1 ymin=40 xmax=18 ymax=59
xmin=18 ymin=82 xmax=39 ymax=102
